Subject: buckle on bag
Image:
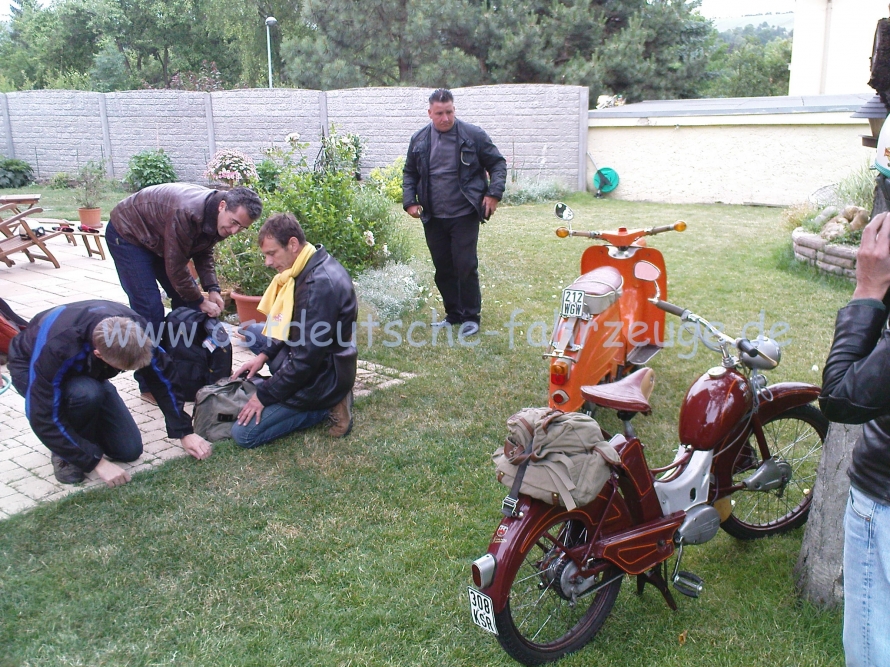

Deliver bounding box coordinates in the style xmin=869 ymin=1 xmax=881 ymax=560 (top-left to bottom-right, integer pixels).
xmin=501 ymin=495 xmax=519 ymax=517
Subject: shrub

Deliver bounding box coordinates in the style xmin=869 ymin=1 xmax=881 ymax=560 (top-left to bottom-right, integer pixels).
xmin=74 ymin=161 xmax=106 ymax=209
xmin=501 ymin=180 xmax=570 ymax=206
xmin=0 ymin=158 xmax=35 ymax=188
xmin=47 ymin=172 xmax=74 ymax=189
xmin=205 ymin=149 xmax=258 ymax=188
xmin=255 ymin=158 xmax=282 ymax=192
xmin=832 ymin=163 xmax=875 ymax=212
xmin=367 ymin=157 xmax=404 ymax=203
xmin=353 ymin=260 xmax=431 ymax=321
xmin=125 ymin=149 xmax=177 ymax=191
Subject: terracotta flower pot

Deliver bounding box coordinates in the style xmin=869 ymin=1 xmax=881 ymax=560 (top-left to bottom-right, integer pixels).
xmin=231 ymin=290 xmax=265 ymax=324
xmin=77 ymin=207 xmax=102 ymax=229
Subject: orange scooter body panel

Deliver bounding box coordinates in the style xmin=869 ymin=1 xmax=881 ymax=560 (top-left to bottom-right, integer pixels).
xmin=548 ymin=245 xmax=668 ymax=411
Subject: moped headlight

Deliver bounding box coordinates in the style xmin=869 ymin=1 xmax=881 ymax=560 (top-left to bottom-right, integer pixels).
xmin=740 ymin=335 xmax=781 ymax=370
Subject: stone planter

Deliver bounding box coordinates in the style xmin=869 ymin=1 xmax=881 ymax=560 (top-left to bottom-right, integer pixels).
xmin=791 ymin=227 xmax=857 ymax=281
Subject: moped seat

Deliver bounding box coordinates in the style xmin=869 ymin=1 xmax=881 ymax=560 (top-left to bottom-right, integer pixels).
xmin=581 ymin=367 xmax=655 ymax=413
xmin=568 ymin=266 xmax=623 ymax=297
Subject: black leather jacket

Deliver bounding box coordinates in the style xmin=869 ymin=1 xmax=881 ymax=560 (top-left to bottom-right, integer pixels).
xmin=254 ymin=247 xmax=358 ymax=412
xmin=820 ymin=300 xmax=890 ymax=503
xmin=402 ymin=118 xmax=507 ymax=224
xmin=8 ymin=300 xmax=193 ymax=471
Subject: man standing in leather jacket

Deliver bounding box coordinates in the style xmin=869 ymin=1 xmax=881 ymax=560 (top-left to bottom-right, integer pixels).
xmin=820 ymin=211 xmax=890 ymax=667
xmin=106 ymin=184 xmax=262 ymax=401
xmin=402 ymin=89 xmax=507 ymax=337
xmin=230 ymin=213 xmax=358 ymax=448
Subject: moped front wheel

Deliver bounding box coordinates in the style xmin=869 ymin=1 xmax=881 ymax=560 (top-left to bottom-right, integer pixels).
xmin=721 ymin=405 xmax=828 ymax=539
xmin=494 ymin=516 xmax=623 ymax=666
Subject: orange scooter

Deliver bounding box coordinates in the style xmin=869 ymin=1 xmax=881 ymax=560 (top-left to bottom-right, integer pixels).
xmin=546 ymin=203 xmax=685 ymax=411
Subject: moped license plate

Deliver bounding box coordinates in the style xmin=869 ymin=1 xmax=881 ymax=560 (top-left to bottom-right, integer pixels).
xmin=560 ymin=289 xmax=587 ymax=318
xmin=467 ymin=587 xmax=498 ymax=635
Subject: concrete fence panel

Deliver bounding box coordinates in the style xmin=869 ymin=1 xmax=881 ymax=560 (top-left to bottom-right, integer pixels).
xmin=6 ymin=90 xmax=106 ymax=179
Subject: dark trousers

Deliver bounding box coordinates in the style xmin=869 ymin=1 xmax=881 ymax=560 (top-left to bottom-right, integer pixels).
xmin=62 ymin=376 xmax=143 ymax=463
xmin=106 ymin=220 xmax=200 ymax=391
xmin=423 ymin=213 xmax=481 ymax=324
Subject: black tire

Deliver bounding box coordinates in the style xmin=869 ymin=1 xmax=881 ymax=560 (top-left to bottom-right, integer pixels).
xmin=721 ymin=404 xmax=828 ymax=540
xmin=494 ymin=516 xmax=623 ymax=665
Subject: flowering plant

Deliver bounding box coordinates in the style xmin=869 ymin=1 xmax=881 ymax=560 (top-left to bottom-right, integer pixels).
xmin=204 ymin=149 xmax=259 ymax=187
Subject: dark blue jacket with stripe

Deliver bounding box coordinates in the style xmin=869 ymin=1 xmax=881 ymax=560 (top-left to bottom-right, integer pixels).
xmin=7 ymin=300 xmax=193 ymax=472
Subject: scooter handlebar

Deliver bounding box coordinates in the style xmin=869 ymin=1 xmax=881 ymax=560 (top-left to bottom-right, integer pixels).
xmin=654 ymin=300 xmax=688 ymax=317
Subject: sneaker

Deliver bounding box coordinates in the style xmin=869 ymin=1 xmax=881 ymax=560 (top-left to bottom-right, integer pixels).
xmin=459 ymin=321 xmax=480 ymax=336
xmin=140 ymin=392 xmax=157 ymax=405
xmin=51 ymin=454 xmax=85 ymax=484
xmin=327 ymin=390 xmax=354 ymax=438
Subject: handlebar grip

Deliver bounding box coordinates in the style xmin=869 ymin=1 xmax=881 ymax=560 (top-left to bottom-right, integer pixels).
xmin=737 ymin=339 xmax=760 ymax=357
xmin=655 ymin=300 xmax=687 ymax=317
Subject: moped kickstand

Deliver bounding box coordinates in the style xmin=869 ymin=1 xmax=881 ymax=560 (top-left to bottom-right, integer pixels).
xmin=636 ymin=561 xmax=678 ymax=611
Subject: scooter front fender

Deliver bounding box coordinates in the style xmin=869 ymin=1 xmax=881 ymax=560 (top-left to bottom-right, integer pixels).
xmin=756 ymin=382 xmax=821 ymax=421
xmin=477 ymin=490 xmax=633 ymax=612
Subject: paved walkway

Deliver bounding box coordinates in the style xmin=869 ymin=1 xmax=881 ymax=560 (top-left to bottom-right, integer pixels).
xmin=0 ymin=233 xmax=413 ymax=520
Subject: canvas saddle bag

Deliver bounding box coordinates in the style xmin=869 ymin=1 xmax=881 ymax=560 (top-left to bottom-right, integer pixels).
xmin=193 ymin=377 xmax=257 ymax=442
xmin=493 ymin=407 xmax=620 ymax=514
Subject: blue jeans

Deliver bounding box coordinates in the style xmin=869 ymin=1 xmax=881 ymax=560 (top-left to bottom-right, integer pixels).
xmin=106 ymin=220 xmax=202 ymax=391
xmin=843 ymin=485 xmax=890 ymax=667
xmin=230 ymin=402 xmax=328 ymax=449
xmin=62 ymin=376 xmax=142 ymax=462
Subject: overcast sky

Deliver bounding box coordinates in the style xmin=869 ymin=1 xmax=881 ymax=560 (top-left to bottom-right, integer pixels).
xmin=1 ymin=0 xmax=797 ymax=24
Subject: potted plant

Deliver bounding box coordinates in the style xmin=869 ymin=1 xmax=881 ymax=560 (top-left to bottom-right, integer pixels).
xmin=204 ymin=148 xmax=258 ymax=189
xmin=214 ymin=225 xmax=275 ymax=323
xmin=74 ymin=160 xmax=107 ymax=228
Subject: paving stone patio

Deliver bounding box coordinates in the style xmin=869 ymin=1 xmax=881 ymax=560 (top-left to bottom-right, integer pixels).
xmin=0 ymin=232 xmax=414 ymax=520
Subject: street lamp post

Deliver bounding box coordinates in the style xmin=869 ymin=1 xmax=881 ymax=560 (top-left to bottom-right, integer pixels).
xmin=265 ymin=16 xmax=278 ymax=89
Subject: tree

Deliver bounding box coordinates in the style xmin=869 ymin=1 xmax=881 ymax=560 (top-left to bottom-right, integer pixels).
xmin=703 ymin=22 xmax=792 ymax=98
xmin=795 ymin=422 xmax=859 ymax=609
xmin=281 ymin=0 xmax=718 ymax=102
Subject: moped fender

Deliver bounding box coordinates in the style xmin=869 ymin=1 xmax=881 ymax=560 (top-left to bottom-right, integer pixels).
xmin=756 ymin=382 xmax=821 ymax=421
xmin=479 ymin=490 xmax=633 ymax=612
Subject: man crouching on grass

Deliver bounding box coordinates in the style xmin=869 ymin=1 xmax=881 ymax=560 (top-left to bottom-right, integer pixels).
xmin=7 ymin=300 xmax=212 ymax=487
xmin=231 ymin=212 xmax=358 ymax=448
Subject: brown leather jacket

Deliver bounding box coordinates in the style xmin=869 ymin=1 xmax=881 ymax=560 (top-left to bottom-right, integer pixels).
xmin=109 ymin=183 xmax=223 ymax=303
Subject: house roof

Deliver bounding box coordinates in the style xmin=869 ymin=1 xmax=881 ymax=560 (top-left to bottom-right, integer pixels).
xmin=589 ymin=94 xmax=874 ymax=118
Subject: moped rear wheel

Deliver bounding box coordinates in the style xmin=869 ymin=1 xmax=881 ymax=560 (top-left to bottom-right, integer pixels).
xmin=494 ymin=516 xmax=623 ymax=665
xmin=721 ymin=405 xmax=828 ymax=539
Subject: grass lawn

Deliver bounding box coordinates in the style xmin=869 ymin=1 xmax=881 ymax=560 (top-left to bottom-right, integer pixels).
xmin=0 ymin=193 xmax=851 ymax=666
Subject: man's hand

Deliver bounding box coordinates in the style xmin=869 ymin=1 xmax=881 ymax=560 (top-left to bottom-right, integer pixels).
xmin=237 ymin=394 xmax=265 ymax=426
xmin=232 ymin=353 xmax=267 ymax=380
xmin=483 ymin=196 xmax=499 ymax=219
xmin=207 ymin=291 xmax=225 ymax=311
xmin=854 ymin=212 xmax=890 ymax=300
xmin=406 ymin=205 xmax=423 ymax=219
xmin=181 ymin=433 xmax=212 ymax=460
xmin=94 ymin=458 xmax=131 ymax=488
xmin=199 ymin=298 xmax=222 ymax=318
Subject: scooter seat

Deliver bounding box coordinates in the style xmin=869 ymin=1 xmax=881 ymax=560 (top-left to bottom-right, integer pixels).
xmin=581 ymin=367 xmax=655 ymax=413
xmin=568 ymin=266 xmax=623 ymax=298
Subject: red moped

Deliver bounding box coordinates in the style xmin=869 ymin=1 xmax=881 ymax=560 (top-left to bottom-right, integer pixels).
xmin=546 ymin=203 xmax=685 ymax=412
xmin=468 ymin=261 xmax=827 ymax=666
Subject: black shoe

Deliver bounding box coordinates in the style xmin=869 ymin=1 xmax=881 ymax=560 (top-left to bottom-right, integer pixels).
xmin=459 ymin=321 xmax=480 ymax=336
xmin=51 ymin=454 xmax=85 ymax=484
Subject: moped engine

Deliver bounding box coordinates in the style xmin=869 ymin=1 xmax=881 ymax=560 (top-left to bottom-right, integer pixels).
xmin=675 ymin=504 xmax=721 ymax=545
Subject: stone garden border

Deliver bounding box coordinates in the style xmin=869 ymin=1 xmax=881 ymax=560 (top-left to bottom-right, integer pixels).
xmin=791 ymin=227 xmax=857 ymax=281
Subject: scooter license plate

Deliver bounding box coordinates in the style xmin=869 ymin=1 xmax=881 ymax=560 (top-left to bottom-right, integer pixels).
xmin=560 ymin=289 xmax=587 ymax=318
xmin=467 ymin=587 xmax=498 ymax=635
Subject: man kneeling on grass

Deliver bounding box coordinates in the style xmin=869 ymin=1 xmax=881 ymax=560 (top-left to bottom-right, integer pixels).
xmin=231 ymin=212 xmax=358 ymax=448
xmin=7 ymin=301 xmax=212 ymax=487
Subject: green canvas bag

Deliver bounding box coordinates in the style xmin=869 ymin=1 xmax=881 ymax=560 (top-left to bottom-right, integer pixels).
xmin=193 ymin=377 xmax=258 ymax=442
xmin=493 ymin=408 xmax=620 ymax=511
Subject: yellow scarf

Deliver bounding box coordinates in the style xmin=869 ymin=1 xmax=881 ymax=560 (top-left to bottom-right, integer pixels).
xmin=258 ymin=243 xmax=317 ymax=341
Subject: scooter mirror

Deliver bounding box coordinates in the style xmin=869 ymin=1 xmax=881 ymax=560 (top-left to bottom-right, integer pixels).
xmin=554 ymin=202 xmax=574 ymax=221
xmin=633 ymin=260 xmax=661 ymax=282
